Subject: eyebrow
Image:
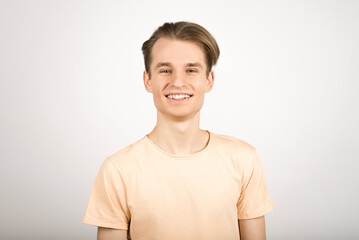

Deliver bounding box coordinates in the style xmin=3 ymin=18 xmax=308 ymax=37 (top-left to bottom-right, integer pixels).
xmin=154 ymin=62 xmax=203 ymax=69
xmin=186 ymin=63 xmax=203 ymax=69
xmin=154 ymin=62 xmax=172 ymax=69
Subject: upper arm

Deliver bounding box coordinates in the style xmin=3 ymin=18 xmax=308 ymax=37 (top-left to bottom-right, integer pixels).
xmin=83 ymin=159 xmax=130 ymax=231
xmin=97 ymin=227 xmax=128 ymax=240
xmin=237 ymin=151 xmax=274 ymax=219
xmin=238 ymin=216 xmax=266 ymax=240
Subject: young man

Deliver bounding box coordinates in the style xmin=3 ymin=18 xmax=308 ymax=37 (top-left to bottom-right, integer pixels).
xmin=83 ymin=21 xmax=274 ymax=240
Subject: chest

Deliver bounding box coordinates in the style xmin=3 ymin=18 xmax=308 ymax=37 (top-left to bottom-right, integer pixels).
xmin=129 ymin=158 xmax=241 ymax=222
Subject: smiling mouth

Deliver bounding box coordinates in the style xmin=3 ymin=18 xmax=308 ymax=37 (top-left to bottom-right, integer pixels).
xmin=165 ymin=94 xmax=193 ymax=100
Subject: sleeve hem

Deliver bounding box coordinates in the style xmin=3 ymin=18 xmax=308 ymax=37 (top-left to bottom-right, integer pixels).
xmin=82 ymin=216 xmax=128 ymax=230
xmin=238 ymin=203 xmax=275 ymax=220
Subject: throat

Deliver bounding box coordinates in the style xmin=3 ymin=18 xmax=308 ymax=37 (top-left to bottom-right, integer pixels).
xmin=147 ymin=129 xmax=209 ymax=155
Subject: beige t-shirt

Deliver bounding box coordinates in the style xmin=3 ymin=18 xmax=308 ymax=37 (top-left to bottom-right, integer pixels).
xmin=83 ymin=131 xmax=274 ymax=240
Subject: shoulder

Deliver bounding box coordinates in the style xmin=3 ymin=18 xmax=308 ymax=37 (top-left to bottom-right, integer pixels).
xmin=102 ymin=136 xmax=147 ymax=171
xmin=212 ymin=132 xmax=257 ymax=157
xmin=211 ymin=132 xmax=260 ymax=171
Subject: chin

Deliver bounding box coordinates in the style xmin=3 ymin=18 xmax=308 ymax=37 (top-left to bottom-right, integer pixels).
xmin=162 ymin=109 xmax=201 ymax=119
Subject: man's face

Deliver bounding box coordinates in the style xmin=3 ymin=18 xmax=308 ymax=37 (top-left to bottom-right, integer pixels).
xmin=143 ymin=38 xmax=214 ymax=120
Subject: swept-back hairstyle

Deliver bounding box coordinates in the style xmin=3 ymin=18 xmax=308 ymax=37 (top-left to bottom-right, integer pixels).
xmin=142 ymin=21 xmax=220 ymax=77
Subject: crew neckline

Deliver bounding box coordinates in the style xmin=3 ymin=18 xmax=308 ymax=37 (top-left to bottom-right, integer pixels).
xmin=144 ymin=130 xmax=213 ymax=159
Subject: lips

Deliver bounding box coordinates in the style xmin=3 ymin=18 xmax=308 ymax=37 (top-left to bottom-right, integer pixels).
xmin=166 ymin=93 xmax=193 ymax=100
xmin=165 ymin=93 xmax=193 ymax=96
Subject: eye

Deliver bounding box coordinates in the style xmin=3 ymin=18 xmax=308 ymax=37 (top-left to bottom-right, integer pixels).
xmin=187 ymin=69 xmax=198 ymax=73
xmin=160 ymin=69 xmax=171 ymax=74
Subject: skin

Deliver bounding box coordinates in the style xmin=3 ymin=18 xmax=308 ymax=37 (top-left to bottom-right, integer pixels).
xmin=143 ymin=38 xmax=214 ymax=155
xmin=97 ymin=37 xmax=267 ymax=240
xmin=97 ymin=227 xmax=127 ymax=240
xmin=239 ymin=216 xmax=266 ymax=240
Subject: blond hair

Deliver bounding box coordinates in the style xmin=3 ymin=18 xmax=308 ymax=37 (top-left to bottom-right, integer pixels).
xmin=142 ymin=21 xmax=220 ymax=76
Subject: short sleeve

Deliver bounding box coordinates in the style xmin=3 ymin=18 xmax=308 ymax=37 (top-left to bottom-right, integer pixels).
xmin=82 ymin=158 xmax=130 ymax=229
xmin=237 ymin=151 xmax=274 ymax=219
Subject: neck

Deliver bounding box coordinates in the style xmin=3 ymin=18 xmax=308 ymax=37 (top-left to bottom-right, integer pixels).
xmin=147 ymin=111 xmax=209 ymax=155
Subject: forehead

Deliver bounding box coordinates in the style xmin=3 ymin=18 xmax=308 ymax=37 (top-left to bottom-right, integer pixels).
xmin=151 ymin=38 xmax=206 ymax=67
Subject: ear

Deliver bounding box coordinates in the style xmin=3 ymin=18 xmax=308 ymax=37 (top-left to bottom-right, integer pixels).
xmin=205 ymin=70 xmax=215 ymax=93
xmin=143 ymin=70 xmax=152 ymax=93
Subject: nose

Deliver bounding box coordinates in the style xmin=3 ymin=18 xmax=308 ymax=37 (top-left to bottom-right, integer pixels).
xmin=171 ymin=70 xmax=186 ymax=87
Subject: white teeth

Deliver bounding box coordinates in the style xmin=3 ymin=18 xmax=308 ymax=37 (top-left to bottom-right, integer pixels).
xmin=167 ymin=94 xmax=191 ymax=100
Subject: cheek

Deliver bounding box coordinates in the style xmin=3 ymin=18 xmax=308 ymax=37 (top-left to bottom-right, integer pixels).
xmin=150 ymin=81 xmax=163 ymax=94
xmin=194 ymin=79 xmax=207 ymax=92
xmin=151 ymin=86 xmax=165 ymax=103
xmin=152 ymin=91 xmax=162 ymax=102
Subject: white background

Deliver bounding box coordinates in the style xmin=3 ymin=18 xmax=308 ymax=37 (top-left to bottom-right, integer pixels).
xmin=1 ymin=0 xmax=358 ymax=239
